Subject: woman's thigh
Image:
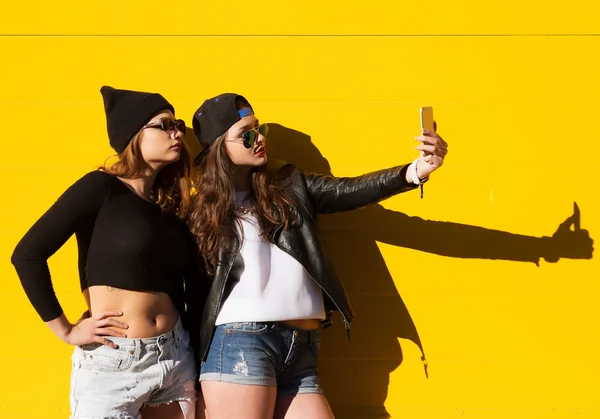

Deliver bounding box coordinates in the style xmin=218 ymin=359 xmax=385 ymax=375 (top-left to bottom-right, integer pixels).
xmin=139 ymin=402 xmax=190 ymax=419
xmin=202 ymin=381 xmax=277 ymax=419
xmin=275 ymin=393 xmax=334 ymax=419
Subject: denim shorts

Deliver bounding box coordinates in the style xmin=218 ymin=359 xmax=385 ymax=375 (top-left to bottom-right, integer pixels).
xmin=200 ymin=322 xmax=322 ymax=395
xmin=69 ymin=317 xmax=197 ymax=419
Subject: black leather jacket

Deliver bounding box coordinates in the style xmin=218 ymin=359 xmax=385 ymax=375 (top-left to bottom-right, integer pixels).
xmin=186 ymin=163 xmax=418 ymax=363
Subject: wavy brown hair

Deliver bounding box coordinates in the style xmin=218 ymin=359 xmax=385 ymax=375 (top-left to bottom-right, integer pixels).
xmin=101 ymin=129 xmax=192 ymax=217
xmin=186 ymin=133 xmax=296 ymax=274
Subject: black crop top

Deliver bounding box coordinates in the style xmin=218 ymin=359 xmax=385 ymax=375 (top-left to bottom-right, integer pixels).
xmin=11 ymin=171 xmax=203 ymax=322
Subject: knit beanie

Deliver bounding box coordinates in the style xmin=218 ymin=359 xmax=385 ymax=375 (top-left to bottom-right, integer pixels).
xmin=100 ymin=86 xmax=175 ymax=153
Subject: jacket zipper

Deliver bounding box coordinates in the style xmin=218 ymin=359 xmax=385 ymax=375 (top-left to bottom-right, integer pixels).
xmin=273 ymin=226 xmax=351 ymax=341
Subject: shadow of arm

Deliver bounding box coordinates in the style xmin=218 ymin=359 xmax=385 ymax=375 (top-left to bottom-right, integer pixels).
xmin=322 ymin=204 xmax=594 ymax=264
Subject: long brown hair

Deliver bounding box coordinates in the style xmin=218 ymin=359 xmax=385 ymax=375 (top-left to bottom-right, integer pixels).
xmin=186 ymin=134 xmax=296 ymax=274
xmin=101 ymin=129 xmax=192 ymax=216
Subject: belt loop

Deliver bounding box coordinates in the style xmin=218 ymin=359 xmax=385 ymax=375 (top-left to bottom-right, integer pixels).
xmin=134 ymin=340 xmax=142 ymax=361
xmin=320 ymin=311 xmax=333 ymax=329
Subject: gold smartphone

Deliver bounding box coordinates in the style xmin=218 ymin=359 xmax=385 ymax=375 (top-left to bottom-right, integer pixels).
xmin=420 ymin=106 xmax=435 ymax=131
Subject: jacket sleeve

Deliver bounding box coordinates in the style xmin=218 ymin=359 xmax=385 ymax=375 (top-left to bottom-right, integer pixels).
xmin=10 ymin=171 xmax=111 ymax=322
xmin=301 ymin=164 xmax=418 ymax=214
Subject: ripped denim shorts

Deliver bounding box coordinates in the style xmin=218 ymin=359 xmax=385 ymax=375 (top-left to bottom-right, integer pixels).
xmin=200 ymin=322 xmax=322 ymax=395
xmin=69 ymin=317 xmax=197 ymax=419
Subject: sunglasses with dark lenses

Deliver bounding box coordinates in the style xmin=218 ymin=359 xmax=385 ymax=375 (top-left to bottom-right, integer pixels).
xmin=144 ymin=118 xmax=187 ymax=134
xmin=241 ymin=123 xmax=269 ymax=149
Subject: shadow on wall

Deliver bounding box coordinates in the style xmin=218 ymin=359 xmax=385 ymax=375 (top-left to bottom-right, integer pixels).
xmin=266 ymin=123 xmax=595 ymax=419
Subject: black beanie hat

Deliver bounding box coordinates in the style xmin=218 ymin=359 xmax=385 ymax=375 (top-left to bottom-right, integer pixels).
xmin=192 ymin=93 xmax=253 ymax=148
xmin=100 ymin=86 xmax=175 ymax=153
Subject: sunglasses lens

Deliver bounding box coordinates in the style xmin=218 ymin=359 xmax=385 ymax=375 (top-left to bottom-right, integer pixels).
xmin=259 ymin=124 xmax=269 ymax=139
xmin=242 ymin=130 xmax=256 ymax=149
xmin=159 ymin=118 xmax=174 ymax=131
xmin=176 ymin=119 xmax=186 ymax=134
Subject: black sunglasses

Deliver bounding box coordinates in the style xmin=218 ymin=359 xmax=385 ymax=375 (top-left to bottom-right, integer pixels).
xmin=143 ymin=118 xmax=187 ymax=134
xmin=241 ymin=124 xmax=269 ymax=149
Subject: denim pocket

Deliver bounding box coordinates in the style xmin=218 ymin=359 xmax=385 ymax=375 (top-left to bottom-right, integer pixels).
xmin=224 ymin=322 xmax=270 ymax=335
xmin=78 ymin=345 xmax=134 ymax=372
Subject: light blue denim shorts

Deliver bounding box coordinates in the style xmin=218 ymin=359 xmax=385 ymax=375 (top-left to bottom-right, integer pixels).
xmin=200 ymin=322 xmax=322 ymax=395
xmin=69 ymin=317 xmax=197 ymax=419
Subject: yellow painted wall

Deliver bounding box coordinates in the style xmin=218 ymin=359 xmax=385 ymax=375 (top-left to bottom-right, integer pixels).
xmin=1 ymin=1 xmax=599 ymax=418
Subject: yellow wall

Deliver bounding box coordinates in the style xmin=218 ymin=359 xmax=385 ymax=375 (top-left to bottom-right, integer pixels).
xmin=1 ymin=1 xmax=599 ymax=418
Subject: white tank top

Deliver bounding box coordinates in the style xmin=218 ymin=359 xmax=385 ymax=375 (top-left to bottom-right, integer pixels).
xmin=215 ymin=192 xmax=326 ymax=325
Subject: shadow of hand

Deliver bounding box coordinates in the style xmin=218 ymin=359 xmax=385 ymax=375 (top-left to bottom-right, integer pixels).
xmin=544 ymin=202 xmax=594 ymax=263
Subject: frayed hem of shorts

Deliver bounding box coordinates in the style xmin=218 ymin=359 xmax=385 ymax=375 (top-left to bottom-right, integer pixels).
xmin=144 ymin=377 xmax=198 ymax=407
xmin=143 ymin=396 xmax=196 ymax=408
